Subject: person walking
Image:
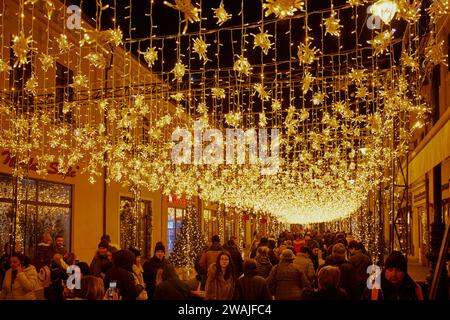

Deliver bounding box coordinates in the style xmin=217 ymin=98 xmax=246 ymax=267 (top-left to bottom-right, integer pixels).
xmin=255 ymin=247 xmax=273 ymax=278
xmin=302 ymin=266 xmax=349 ymax=300
xmin=266 ymin=249 xmax=310 ymax=300
xmin=224 ymin=239 xmax=243 ymax=278
xmin=233 ymin=259 xmax=272 ymax=300
xmin=348 ymin=240 xmax=371 ymax=297
xmin=294 ymin=246 xmax=315 ymax=284
xmin=205 ymin=251 xmax=236 ymax=300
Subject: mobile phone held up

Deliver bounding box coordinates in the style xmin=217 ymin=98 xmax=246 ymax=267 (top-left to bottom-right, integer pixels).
xmin=107 ymin=281 xmax=117 ymax=299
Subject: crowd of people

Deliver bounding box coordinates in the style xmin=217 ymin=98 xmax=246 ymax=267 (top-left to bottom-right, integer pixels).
xmin=0 ymin=229 xmax=425 ymax=300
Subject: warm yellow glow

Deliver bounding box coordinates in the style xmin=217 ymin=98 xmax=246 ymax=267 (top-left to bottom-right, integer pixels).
xmin=371 ymin=0 xmax=398 ymax=24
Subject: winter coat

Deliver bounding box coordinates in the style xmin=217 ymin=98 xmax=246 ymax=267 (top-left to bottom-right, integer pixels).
xmin=323 ymin=254 xmax=359 ymax=299
xmin=45 ymin=261 xmax=68 ymax=300
xmin=90 ymin=253 xmax=112 ymax=278
xmin=302 ymin=287 xmax=349 ymax=300
xmin=362 ymin=272 xmax=424 ymax=301
xmin=199 ymin=245 xmax=223 ymax=274
xmin=104 ymin=251 xmax=143 ymax=300
xmin=292 ymin=240 xmax=303 ymax=255
xmin=349 ymin=252 xmax=372 ymax=283
xmin=224 ymin=245 xmax=243 ymax=277
xmin=233 ymin=274 xmax=272 ymax=300
xmin=32 ymin=243 xmax=55 ymax=272
xmin=268 ymin=249 xmax=279 ymax=266
xmin=266 ymin=261 xmax=310 ymax=300
xmin=205 ymin=263 xmax=235 ymax=300
xmin=255 ymin=255 xmax=273 ymax=278
xmin=0 ymin=266 xmax=38 ymax=300
xmin=153 ymin=264 xmax=191 ymax=300
xmin=143 ymin=256 xmax=167 ymax=299
xmin=294 ymin=253 xmax=315 ymax=283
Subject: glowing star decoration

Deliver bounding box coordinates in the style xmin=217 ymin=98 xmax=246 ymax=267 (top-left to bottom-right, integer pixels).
xmin=348 ymin=68 xmax=367 ymax=84
xmin=56 ymin=34 xmax=71 ymax=53
xmin=271 ymin=99 xmax=282 ymax=111
xmin=312 ymin=91 xmax=327 ymax=105
xmin=24 ymin=73 xmax=38 ymax=96
xmin=108 ymin=28 xmax=123 ymax=47
xmin=197 ymin=102 xmax=208 ymax=114
xmin=170 ymin=92 xmax=184 ymax=102
xmin=259 ymin=112 xmax=268 ymax=127
xmin=263 ymin=0 xmax=305 ymax=19
xmin=356 ymin=86 xmax=369 ymax=99
xmin=0 ymin=59 xmax=11 ymax=73
xmin=254 ymin=83 xmax=270 ymax=101
xmin=251 ymin=28 xmax=274 ymax=55
xmin=426 ymin=0 xmax=449 ymax=22
xmin=297 ymin=40 xmax=320 ymax=65
xmin=225 ymin=112 xmax=242 ymax=127
xmin=370 ymin=0 xmax=398 ymax=24
xmin=367 ymin=30 xmax=394 ymax=56
xmin=163 ymin=0 xmax=201 ymax=34
xmin=285 ymin=105 xmax=299 ymax=135
xmin=141 ymin=47 xmax=158 ymax=68
xmin=323 ymin=10 xmax=342 ymax=37
xmin=396 ymin=0 xmax=421 ymax=23
xmin=401 ymin=52 xmax=419 ymax=70
xmin=39 ymin=54 xmax=55 ymax=72
xmin=44 ymin=0 xmax=55 ymax=20
xmin=299 ymin=109 xmax=309 ymax=121
xmin=172 ymin=61 xmax=186 ymax=81
xmin=213 ymin=1 xmax=232 ymax=26
xmin=347 ymin=0 xmax=366 ymax=7
xmin=233 ymin=55 xmax=252 ymax=76
xmin=11 ymin=32 xmax=33 ymax=67
xmin=425 ymin=40 xmax=448 ymax=66
xmin=211 ymin=88 xmax=226 ymax=99
xmin=192 ymin=37 xmax=208 ymax=62
xmin=84 ymin=53 xmax=107 ymax=68
xmin=302 ymin=71 xmax=314 ymax=94
xmin=71 ymin=74 xmax=89 ymax=91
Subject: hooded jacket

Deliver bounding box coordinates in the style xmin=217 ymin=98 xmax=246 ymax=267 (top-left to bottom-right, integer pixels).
xmin=0 ymin=265 xmax=38 ymax=300
xmin=255 ymin=255 xmax=273 ymax=278
xmin=153 ymin=264 xmax=191 ymax=300
xmin=104 ymin=250 xmax=142 ymax=300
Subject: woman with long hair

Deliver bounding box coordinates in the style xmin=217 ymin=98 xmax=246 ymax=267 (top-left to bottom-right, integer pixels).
xmin=205 ymin=251 xmax=236 ymax=300
xmin=0 ymin=252 xmax=38 ymax=300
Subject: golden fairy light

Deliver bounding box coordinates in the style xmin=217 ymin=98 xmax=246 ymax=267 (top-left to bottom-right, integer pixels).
xmin=56 ymin=34 xmax=71 ymax=53
xmin=71 ymin=74 xmax=89 ymax=91
xmin=347 ymin=0 xmax=366 ymax=7
xmin=302 ymin=71 xmax=314 ymax=94
xmin=0 ymin=59 xmax=11 ymax=73
xmin=425 ymin=39 xmax=448 ymax=66
xmin=172 ymin=60 xmax=186 ymax=81
xmin=141 ymin=47 xmax=158 ymax=68
xmin=271 ymin=99 xmax=282 ymax=111
xmin=426 ymin=0 xmax=449 ymax=22
xmin=312 ymin=91 xmax=327 ymax=105
xmin=213 ymin=1 xmax=232 ymax=26
xmin=356 ymin=85 xmax=369 ymax=99
xmin=197 ymin=102 xmax=208 ymax=114
xmin=84 ymin=52 xmax=107 ymax=68
xmin=396 ymin=0 xmax=421 ymax=23
xmin=323 ymin=10 xmax=342 ymax=37
xmin=170 ymin=92 xmax=185 ymax=102
xmin=211 ymin=87 xmax=226 ymax=99
xmin=254 ymin=83 xmax=270 ymax=101
xmin=12 ymin=32 xmax=33 ymax=67
xmin=401 ymin=52 xmax=419 ymax=70
xmin=297 ymin=40 xmax=320 ymax=65
xmin=163 ymin=0 xmax=201 ymax=34
xmin=225 ymin=112 xmax=242 ymax=127
xmin=252 ymin=28 xmax=274 ymax=55
xmin=233 ymin=55 xmax=252 ymax=76
xmin=39 ymin=53 xmax=55 ymax=72
xmin=24 ymin=73 xmax=38 ymax=96
xmin=263 ymin=0 xmax=305 ymax=19
xmin=192 ymin=37 xmax=208 ymax=62
xmin=367 ymin=30 xmax=394 ymax=55
xmin=259 ymin=112 xmax=268 ymax=127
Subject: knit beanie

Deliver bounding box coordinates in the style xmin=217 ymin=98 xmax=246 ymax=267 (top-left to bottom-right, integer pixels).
xmin=385 ymin=251 xmax=407 ymax=274
xmin=154 ymin=241 xmax=166 ymax=254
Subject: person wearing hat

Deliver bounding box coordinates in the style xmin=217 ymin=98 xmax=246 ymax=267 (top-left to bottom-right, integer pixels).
xmin=250 ymin=237 xmax=269 ymax=259
xmin=199 ymin=235 xmax=224 ymax=275
xmin=322 ymin=243 xmax=359 ymax=299
xmin=363 ymin=251 xmax=424 ymax=300
xmin=266 ymin=249 xmax=310 ymax=300
xmin=90 ymin=240 xmax=112 ymax=278
xmin=233 ymin=259 xmax=272 ymax=300
xmin=143 ymin=241 xmax=168 ymax=300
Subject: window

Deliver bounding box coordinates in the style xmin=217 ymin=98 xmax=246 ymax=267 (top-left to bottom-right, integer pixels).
xmin=55 ymin=62 xmax=74 ymax=123
xmin=0 ymin=174 xmax=72 ymax=257
xmin=119 ymin=197 xmax=152 ymax=257
xmin=167 ymin=207 xmax=185 ymax=254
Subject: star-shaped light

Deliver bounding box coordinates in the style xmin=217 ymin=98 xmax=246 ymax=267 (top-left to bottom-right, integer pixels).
xmin=164 ymin=0 xmax=201 ymax=34
xmin=233 ymin=55 xmax=252 ymax=76
xmin=12 ymin=31 xmax=33 ymax=67
xmin=56 ymin=34 xmax=71 ymax=53
xmin=271 ymin=99 xmax=282 ymax=111
xmin=348 ymin=68 xmax=367 ymax=84
xmin=71 ymin=73 xmax=89 ymax=91
xmin=356 ymin=86 xmax=368 ymax=99
xmin=0 ymin=59 xmax=11 ymax=73
xmin=299 ymin=109 xmax=309 ymax=121
xmin=312 ymin=91 xmax=327 ymax=105
xmin=347 ymin=0 xmax=366 ymax=7
xmin=367 ymin=30 xmax=394 ymax=56
xmin=172 ymin=60 xmax=186 ymax=81
xmin=39 ymin=54 xmax=55 ymax=72
xmin=252 ymin=28 xmax=274 ymax=55
xmin=197 ymin=102 xmax=208 ymax=114
xmin=302 ymin=71 xmax=314 ymax=94
xmin=426 ymin=0 xmax=449 ymax=22
xmin=24 ymin=73 xmax=38 ymax=96
xmin=225 ymin=112 xmax=242 ymax=127
xmin=263 ymin=0 xmax=304 ymax=19
xmin=192 ymin=37 xmax=208 ymax=62
xmin=397 ymin=0 xmax=421 ymax=23
xmin=84 ymin=52 xmax=107 ymax=68
xmin=254 ymin=83 xmax=270 ymax=101
xmin=213 ymin=1 xmax=232 ymax=26
xmin=323 ymin=10 xmax=342 ymax=37
xmin=425 ymin=39 xmax=447 ymax=66
xmin=170 ymin=92 xmax=184 ymax=102
xmin=141 ymin=47 xmax=158 ymax=68
xmin=401 ymin=52 xmax=419 ymax=70
xmin=107 ymin=28 xmax=123 ymax=47
xmin=259 ymin=112 xmax=268 ymax=127
xmin=211 ymin=88 xmax=226 ymax=99
xmin=297 ymin=40 xmax=320 ymax=65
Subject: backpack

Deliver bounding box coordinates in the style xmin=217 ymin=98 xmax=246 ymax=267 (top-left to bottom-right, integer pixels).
xmin=37 ymin=266 xmax=51 ymax=288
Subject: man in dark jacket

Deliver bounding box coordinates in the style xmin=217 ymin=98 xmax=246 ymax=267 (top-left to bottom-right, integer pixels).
xmin=33 ymin=233 xmax=55 ymax=272
xmin=233 ymin=259 xmax=272 ymax=300
xmin=199 ymin=235 xmax=223 ymax=273
xmin=323 ymin=243 xmax=359 ymax=299
xmin=363 ymin=251 xmax=424 ymax=300
xmin=54 ymin=235 xmax=75 ymax=265
xmin=143 ymin=241 xmax=168 ymax=299
xmin=104 ymin=250 xmax=143 ymax=300
xmin=348 ymin=240 xmax=372 ymax=297
xmin=153 ymin=263 xmax=191 ymax=300
xmin=224 ymin=239 xmax=243 ymax=277
xmin=250 ymin=237 xmax=269 ymax=259
xmin=90 ymin=240 xmax=112 ymax=278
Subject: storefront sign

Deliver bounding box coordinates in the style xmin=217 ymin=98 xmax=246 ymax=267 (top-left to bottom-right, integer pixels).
xmin=166 ymin=194 xmax=192 ymax=206
xmin=1 ymin=150 xmax=79 ymax=178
